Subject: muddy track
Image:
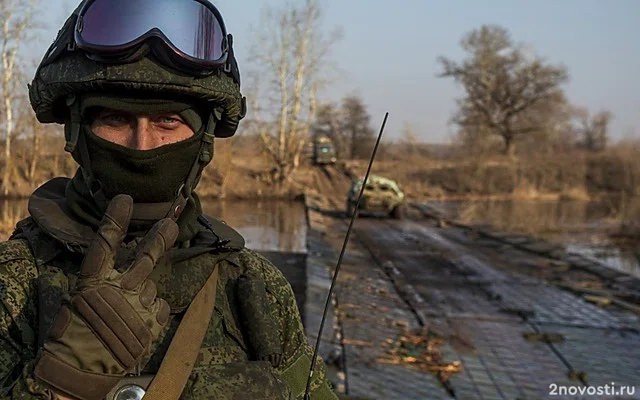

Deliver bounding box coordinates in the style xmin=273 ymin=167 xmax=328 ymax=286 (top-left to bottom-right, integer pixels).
xmin=318 ymin=196 xmax=640 ymax=399
xmin=309 ymin=164 xmax=353 ymax=206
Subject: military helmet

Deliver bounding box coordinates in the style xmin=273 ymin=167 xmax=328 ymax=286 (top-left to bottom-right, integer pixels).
xmin=28 ymin=0 xmax=248 ymax=224
xmin=29 ymin=0 xmax=246 ymax=139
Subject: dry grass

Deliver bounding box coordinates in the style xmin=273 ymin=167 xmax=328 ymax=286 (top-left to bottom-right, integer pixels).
xmin=0 ymin=202 xmax=24 ymax=241
xmin=1 ymin=134 xmax=639 ymax=204
xmin=1 ymin=136 xmax=639 ymax=244
xmin=559 ymin=186 xmax=591 ymax=202
xmin=614 ymin=195 xmax=640 ymax=239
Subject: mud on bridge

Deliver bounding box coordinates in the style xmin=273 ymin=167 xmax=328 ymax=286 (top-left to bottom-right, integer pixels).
xmin=304 ymin=193 xmax=640 ymax=400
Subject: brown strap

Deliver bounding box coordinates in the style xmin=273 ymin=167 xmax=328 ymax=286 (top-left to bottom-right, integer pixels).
xmin=143 ymin=264 xmax=220 ymax=400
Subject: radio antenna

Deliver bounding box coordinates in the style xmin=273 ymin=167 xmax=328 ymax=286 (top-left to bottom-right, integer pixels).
xmin=303 ymin=112 xmax=389 ymax=399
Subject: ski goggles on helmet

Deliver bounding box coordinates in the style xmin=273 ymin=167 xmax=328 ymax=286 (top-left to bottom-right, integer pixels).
xmin=74 ymin=0 xmax=229 ymax=75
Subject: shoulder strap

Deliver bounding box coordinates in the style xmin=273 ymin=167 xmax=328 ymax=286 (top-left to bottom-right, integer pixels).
xmin=144 ymin=263 xmax=220 ymax=400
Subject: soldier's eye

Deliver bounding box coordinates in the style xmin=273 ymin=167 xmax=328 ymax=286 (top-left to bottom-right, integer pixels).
xmin=154 ymin=114 xmax=185 ymax=129
xmin=160 ymin=116 xmax=179 ymax=124
xmin=99 ymin=113 xmax=130 ymax=126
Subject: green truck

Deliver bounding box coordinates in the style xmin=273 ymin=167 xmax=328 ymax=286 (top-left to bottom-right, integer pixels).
xmin=313 ymin=136 xmax=337 ymax=165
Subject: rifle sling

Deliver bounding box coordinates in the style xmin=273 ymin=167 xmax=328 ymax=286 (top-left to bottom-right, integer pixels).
xmin=143 ymin=263 xmax=220 ymax=399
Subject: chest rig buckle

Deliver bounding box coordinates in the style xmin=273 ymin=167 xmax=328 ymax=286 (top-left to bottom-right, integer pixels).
xmin=105 ymin=374 xmax=154 ymax=400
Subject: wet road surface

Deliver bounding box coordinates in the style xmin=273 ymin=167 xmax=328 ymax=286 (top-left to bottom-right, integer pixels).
xmin=309 ymin=204 xmax=640 ymax=399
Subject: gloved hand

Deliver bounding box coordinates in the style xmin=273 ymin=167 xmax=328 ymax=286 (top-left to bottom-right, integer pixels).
xmin=34 ymin=194 xmax=178 ymax=400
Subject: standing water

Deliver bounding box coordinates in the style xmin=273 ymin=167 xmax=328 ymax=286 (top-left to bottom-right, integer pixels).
xmin=428 ymin=198 xmax=640 ymax=278
xmin=0 ymin=197 xmax=307 ymax=253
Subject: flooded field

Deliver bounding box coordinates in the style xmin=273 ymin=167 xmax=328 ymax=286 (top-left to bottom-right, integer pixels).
xmin=0 ymin=197 xmax=307 ymax=253
xmin=428 ymin=199 xmax=640 ymax=278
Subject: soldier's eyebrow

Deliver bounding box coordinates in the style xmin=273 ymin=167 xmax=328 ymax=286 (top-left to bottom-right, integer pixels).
xmin=97 ymin=108 xmax=134 ymax=117
xmin=150 ymin=113 xmax=186 ymax=121
xmin=85 ymin=107 xmax=134 ymax=122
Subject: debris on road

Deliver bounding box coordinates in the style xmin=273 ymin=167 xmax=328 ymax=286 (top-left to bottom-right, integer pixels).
xmin=377 ymin=327 xmax=463 ymax=382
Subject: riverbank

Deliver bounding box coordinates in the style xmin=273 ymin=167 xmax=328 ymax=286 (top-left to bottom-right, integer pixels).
xmin=2 ymin=144 xmax=640 ymax=240
xmin=4 ymin=138 xmax=640 ymax=200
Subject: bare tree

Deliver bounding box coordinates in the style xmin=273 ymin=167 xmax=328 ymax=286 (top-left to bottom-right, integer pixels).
xmin=513 ymin=92 xmax=575 ymax=156
xmin=574 ymin=107 xmax=612 ymax=152
xmin=401 ymin=122 xmax=419 ymax=159
xmin=6 ymin=81 xmax=41 ymax=183
xmin=27 ymin=110 xmax=42 ymax=182
xmin=248 ymin=0 xmax=342 ymax=184
xmin=1 ymin=0 xmax=37 ymax=196
xmin=341 ymin=94 xmax=373 ymax=159
xmin=438 ymin=25 xmax=569 ymax=157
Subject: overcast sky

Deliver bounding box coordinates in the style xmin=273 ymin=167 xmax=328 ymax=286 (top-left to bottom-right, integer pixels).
xmin=27 ymin=0 xmax=640 ymax=143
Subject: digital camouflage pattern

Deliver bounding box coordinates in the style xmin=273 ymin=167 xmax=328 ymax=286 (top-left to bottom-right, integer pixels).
xmin=0 ymin=216 xmax=336 ymax=399
xmin=15 ymin=2 xmax=333 ymax=398
xmin=29 ymin=12 xmax=244 ymax=138
xmin=31 ymin=53 xmax=243 ymax=137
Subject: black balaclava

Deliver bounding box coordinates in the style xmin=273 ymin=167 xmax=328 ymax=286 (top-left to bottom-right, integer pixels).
xmin=66 ymin=94 xmax=211 ymax=242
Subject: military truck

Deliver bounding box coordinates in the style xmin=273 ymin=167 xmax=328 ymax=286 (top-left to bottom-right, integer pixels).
xmin=346 ymin=175 xmax=407 ymax=219
xmin=313 ymin=136 xmax=337 ymax=165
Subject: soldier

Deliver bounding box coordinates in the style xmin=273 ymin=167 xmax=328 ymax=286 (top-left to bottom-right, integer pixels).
xmin=0 ymin=1 xmax=337 ymax=399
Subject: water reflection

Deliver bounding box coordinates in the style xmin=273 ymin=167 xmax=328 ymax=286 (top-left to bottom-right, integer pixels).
xmin=201 ymin=199 xmax=307 ymax=253
xmin=430 ymin=199 xmax=640 ymax=278
xmin=431 ymin=199 xmax=618 ymax=235
xmin=0 ymin=198 xmax=307 ymax=253
xmin=0 ymin=198 xmax=28 ymax=233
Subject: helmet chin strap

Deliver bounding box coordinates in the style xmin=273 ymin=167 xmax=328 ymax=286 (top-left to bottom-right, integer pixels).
xmin=64 ymin=95 xmax=220 ymax=225
xmin=162 ymin=110 xmax=219 ymax=222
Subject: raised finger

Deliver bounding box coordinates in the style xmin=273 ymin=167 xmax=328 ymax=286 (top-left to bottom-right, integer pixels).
xmin=152 ymin=297 xmax=170 ymax=326
xmin=81 ymin=195 xmax=133 ymax=278
xmin=139 ymin=280 xmax=157 ymax=308
xmin=121 ymin=218 xmax=178 ymax=290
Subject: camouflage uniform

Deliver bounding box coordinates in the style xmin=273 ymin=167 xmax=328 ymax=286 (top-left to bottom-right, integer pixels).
xmin=0 ymin=195 xmax=335 ymax=399
xmin=0 ymin=1 xmax=337 ymax=399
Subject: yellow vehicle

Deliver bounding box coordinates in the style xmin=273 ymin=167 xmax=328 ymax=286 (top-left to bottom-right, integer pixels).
xmin=346 ymin=175 xmax=407 ymax=219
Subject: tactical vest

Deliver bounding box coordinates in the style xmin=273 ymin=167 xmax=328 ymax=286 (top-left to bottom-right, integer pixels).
xmin=11 ymin=178 xmax=291 ymax=399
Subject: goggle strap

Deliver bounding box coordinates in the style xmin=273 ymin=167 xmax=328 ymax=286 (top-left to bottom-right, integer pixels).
xmin=199 ymin=111 xmax=219 ymax=163
xmin=227 ymin=34 xmax=241 ymax=86
xmin=224 ymin=34 xmax=233 ymax=74
xmin=239 ymin=97 xmax=247 ymax=119
xmin=64 ymin=96 xmax=82 ymax=153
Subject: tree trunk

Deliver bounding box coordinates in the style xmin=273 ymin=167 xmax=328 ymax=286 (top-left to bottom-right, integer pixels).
xmin=2 ymin=89 xmax=13 ymax=196
xmin=350 ymin=130 xmax=356 ymax=159
xmin=1 ymin=0 xmax=35 ymax=196
xmin=28 ymin=119 xmax=42 ymax=182
xmin=503 ymin=134 xmax=515 ymax=158
xmin=252 ymin=0 xmax=338 ymax=185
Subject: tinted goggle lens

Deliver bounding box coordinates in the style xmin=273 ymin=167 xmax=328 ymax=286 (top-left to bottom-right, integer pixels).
xmin=77 ymin=0 xmax=227 ymax=63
